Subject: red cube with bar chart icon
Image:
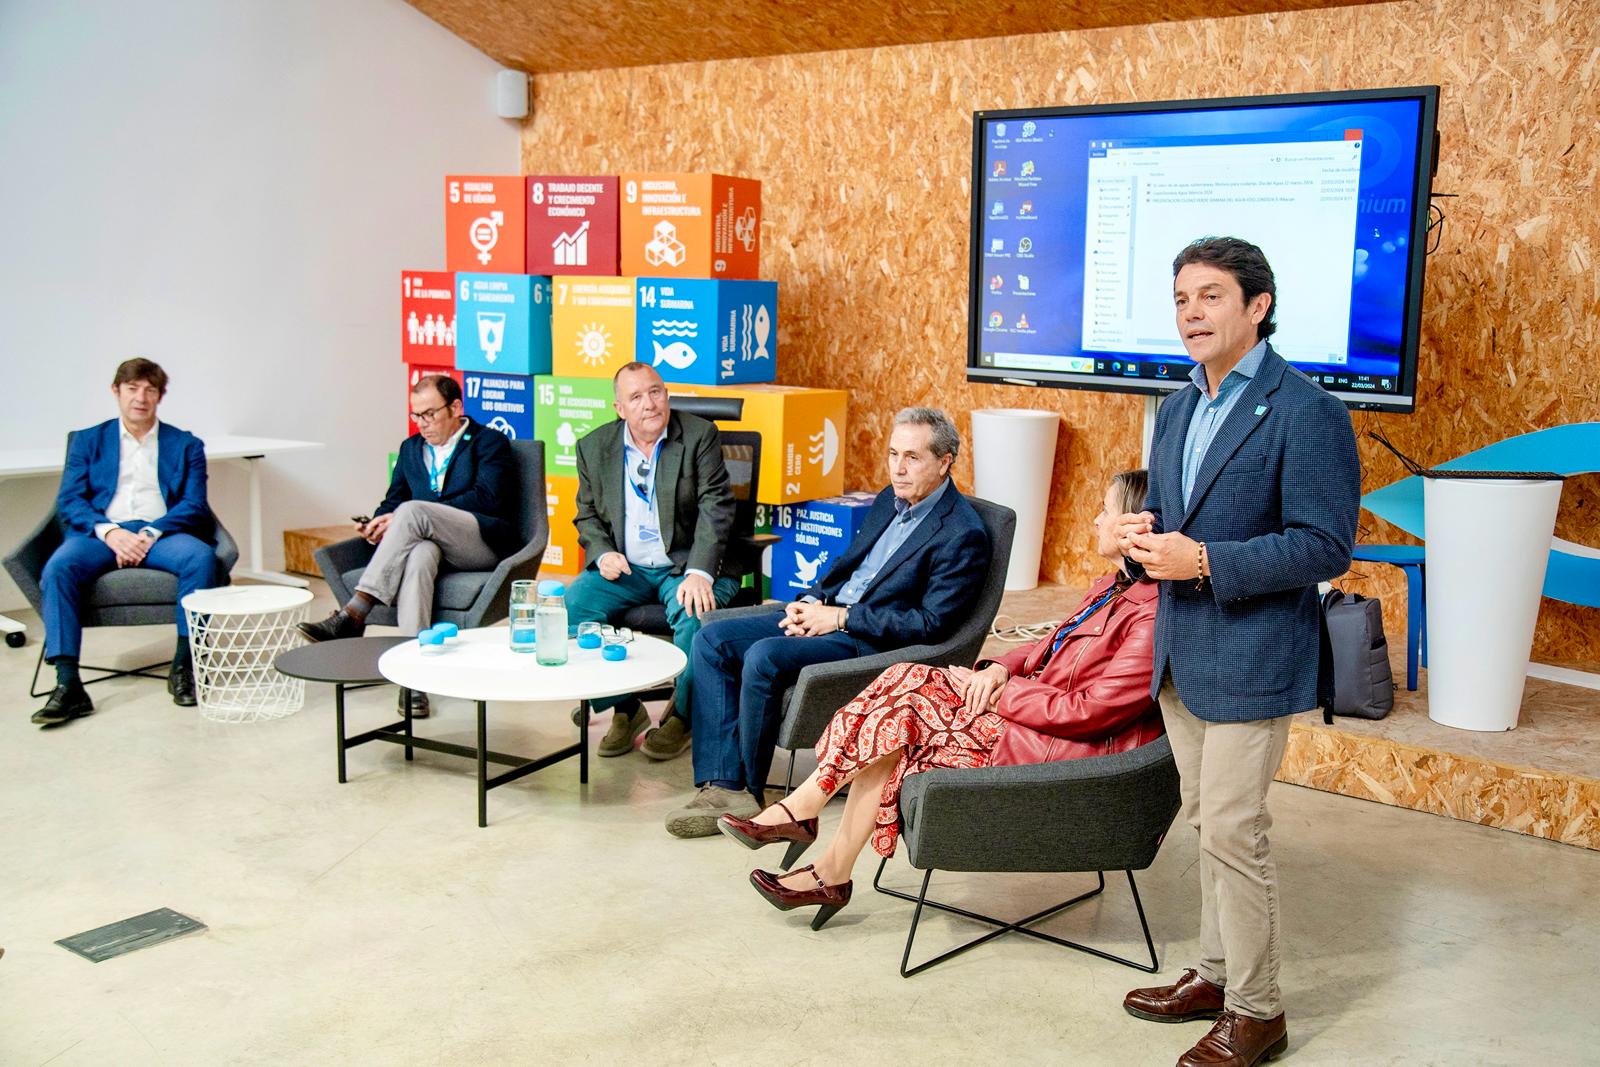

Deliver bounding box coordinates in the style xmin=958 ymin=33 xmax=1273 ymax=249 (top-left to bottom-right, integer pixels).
xmin=525 ymin=176 xmax=619 ymax=276
xmin=400 ymin=270 xmax=455 ymax=363
xmin=445 ymin=176 xmax=526 ymax=274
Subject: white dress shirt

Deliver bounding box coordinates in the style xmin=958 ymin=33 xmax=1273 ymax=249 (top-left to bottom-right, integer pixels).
xmin=96 ymin=419 xmax=167 ymax=541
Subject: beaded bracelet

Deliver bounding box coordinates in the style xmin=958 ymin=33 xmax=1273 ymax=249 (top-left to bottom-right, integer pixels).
xmin=1195 ymin=541 xmax=1207 ymax=592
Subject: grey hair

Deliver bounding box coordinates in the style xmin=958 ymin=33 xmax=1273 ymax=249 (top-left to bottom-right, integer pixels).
xmin=894 ymin=407 xmax=961 ymax=460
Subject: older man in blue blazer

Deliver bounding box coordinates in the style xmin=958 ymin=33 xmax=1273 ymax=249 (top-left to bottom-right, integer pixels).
xmin=35 ymin=358 xmax=217 ymax=726
xmin=668 ymin=408 xmax=991 ymax=838
xmin=1117 ymin=238 xmax=1360 ymax=1067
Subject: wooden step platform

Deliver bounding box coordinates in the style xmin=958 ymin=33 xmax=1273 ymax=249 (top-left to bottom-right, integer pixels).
xmin=282 ymin=525 xmax=357 ymax=577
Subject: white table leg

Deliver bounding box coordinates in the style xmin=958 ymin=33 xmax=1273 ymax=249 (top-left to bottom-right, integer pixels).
xmin=229 ymin=454 xmax=308 ymax=588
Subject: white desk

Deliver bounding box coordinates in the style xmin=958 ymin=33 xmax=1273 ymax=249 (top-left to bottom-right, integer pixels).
xmin=0 ymin=433 xmax=322 ymax=642
xmin=379 ymin=627 xmax=688 ymax=825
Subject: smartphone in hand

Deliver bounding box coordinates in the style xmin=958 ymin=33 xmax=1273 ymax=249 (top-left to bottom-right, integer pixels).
xmin=351 ymin=514 xmax=371 ymax=526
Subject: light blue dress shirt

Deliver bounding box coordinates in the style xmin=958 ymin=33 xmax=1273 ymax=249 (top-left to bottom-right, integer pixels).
xmin=1181 ymin=340 xmax=1267 ymax=508
xmin=834 ymin=478 xmax=951 ymax=606
xmin=620 ymin=425 xmax=713 ymax=582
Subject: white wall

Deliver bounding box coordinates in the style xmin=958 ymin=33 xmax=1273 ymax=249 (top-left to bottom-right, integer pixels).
xmin=0 ymin=0 xmax=516 ymax=613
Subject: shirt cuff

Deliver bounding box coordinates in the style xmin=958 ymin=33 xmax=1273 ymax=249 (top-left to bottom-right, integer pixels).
xmin=95 ymin=523 xmax=115 ymax=542
xmin=684 ymin=568 xmax=713 ymax=584
xmin=799 ymin=595 xmax=819 ymax=604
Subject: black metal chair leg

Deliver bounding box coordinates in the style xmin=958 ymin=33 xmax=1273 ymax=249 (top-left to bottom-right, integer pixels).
xmin=476 ymin=700 xmax=488 ymax=828
xmin=403 ymin=688 xmax=414 ymax=761
xmin=29 ymin=643 xmax=171 ymax=699
xmin=1126 ymin=870 xmax=1158 ymax=972
xmin=899 ymin=868 xmax=934 ymax=978
xmin=579 ymin=699 xmax=589 ymax=784
xmin=335 ymin=683 xmax=348 ymax=783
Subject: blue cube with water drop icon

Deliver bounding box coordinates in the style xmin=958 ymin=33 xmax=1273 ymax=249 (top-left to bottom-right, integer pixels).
xmin=453 ymin=273 xmax=553 ymax=376
xmin=633 ymin=277 xmax=777 ymax=385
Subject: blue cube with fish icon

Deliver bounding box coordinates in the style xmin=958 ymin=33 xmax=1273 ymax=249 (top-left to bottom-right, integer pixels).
xmin=769 ymin=491 xmax=877 ymax=600
xmin=634 ymin=277 xmax=777 ymax=385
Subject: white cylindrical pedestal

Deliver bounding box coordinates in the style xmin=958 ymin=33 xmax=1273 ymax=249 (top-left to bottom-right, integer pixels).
xmin=183 ymin=585 xmax=313 ymax=723
xmin=1423 ymin=477 xmax=1563 ymax=731
xmin=971 ymin=408 xmax=1060 ymax=591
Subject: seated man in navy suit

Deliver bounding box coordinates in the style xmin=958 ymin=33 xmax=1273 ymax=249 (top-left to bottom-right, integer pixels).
xmin=34 ymin=358 xmax=218 ymax=726
xmin=669 ymin=408 xmax=991 ymax=837
xmin=298 ymin=374 xmax=517 ymax=719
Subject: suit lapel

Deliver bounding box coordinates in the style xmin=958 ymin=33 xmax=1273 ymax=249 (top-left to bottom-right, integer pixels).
xmin=856 ymin=485 xmax=953 ymax=597
xmin=438 ymin=421 xmax=475 ymax=495
xmin=1158 ymin=389 xmax=1198 ymax=527
xmin=1178 ymin=350 xmax=1285 ymax=530
xmin=600 ymin=424 xmax=628 ymax=551
xmin=156 ymin=423 xmax=180 ymax=500
xmin=655 ymin=419 xmax=684 ymax=553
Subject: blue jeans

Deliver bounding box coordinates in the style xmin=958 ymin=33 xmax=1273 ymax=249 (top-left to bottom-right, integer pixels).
xmin=690 ymin=607 xmax=870 ymax=797
xmin=41 ymin=533 xmax=218 ymax=660
xmin=564 ymin=565 xmax=741 ymax=718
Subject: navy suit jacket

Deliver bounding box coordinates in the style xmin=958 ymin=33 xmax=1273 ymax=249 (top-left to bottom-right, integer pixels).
xmin=56 ymin=420 xmax=214 ymax=543
xmin=377 ymin=418 xmax=519 ymax=557
xmin=1139 ymin=344 xmax=1360 ymax=722
xmin=808 ymin=482 xmax=990 ymax=652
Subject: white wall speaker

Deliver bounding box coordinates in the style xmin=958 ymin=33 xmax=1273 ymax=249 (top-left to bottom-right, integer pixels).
xmin=495 ymin=69 xmax=529 ymax=119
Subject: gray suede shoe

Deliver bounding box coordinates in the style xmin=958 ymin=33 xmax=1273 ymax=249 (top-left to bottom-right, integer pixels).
xmin=597 ymin=699 xmax=650 ymax=758
xmin=640 ymin=713 xmax=691 ymax=761
xmin=665 ymin=785 xmax=760 ymax=839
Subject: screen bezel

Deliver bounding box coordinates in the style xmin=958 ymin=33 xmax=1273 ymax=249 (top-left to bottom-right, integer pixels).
xmin=964 ymin=86 xmax=1441 ymax=413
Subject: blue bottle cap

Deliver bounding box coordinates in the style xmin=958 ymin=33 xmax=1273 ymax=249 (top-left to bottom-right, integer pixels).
xmin=418 ymin=628 xmax=444 ymax=646
xmin=537 ymin=579 xmax=566 ymax=597
xmin=433 ymin=623 xmax=459 ymax=638
xmin=601 ymin=643 xmax=627 ymax=661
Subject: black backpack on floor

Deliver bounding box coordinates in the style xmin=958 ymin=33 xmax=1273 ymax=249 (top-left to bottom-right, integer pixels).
xmin=1318 ymin=588 xmax=1396 ymax=723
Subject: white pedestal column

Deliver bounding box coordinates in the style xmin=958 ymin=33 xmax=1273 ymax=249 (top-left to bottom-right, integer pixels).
xmin=1424 ymin=476 xmax=1563 ymax=731
xmin=971 ymin=409 xmax=1060 ymax=592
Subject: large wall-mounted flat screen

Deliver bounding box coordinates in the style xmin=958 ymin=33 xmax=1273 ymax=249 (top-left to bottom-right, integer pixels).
xmin=967 ymin=86 xmax=1440 ymax=412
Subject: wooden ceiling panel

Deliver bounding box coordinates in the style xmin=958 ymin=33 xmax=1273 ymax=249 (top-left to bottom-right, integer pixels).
xmin=406 ymin=0 xmax=1380 ymax=73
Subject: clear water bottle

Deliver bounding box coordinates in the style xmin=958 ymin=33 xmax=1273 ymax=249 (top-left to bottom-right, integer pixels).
xmin=508 ymin=579 xmax=537 ymax=653
xmin=535 ymin=579 xmax=569 ymax=666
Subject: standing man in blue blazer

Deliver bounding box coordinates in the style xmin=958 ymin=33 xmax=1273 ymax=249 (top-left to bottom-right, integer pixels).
xmin=669 ymin=408 xmax=991 ymax=838
xmin=35 ymin=358 xmax=218 ymax=725
xmin=298 ymin=374 xmax=518 ymax=719
xmin=1117 ymin=238 xmax=1360 ymax=1067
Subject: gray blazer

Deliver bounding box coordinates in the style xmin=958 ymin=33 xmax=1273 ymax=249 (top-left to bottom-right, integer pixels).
xmin=572 ymin=411 xmax=737 ymax=578
xmin=1139 ymin=344 xmax=1361 ymax=723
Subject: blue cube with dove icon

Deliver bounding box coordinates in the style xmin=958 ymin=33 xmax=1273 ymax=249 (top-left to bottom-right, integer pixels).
xmin=769 ymin=492 xmax=877 ymax=600
xmin=634 ymin=277 xmax=777 ymax=385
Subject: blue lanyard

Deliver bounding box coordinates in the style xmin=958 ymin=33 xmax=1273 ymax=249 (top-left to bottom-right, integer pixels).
xmin=425 ymin=444 xmax=452 ymax=494
xmin=1048 ymin=583 xmax=1127 ymax=656
xmin=627 ymin=437 xmax=663 ymax=512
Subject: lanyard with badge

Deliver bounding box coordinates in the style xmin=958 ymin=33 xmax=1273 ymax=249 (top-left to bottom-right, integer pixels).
xmin=425 ymin=432 xmax=461 ymax=494
xmin=628 ymin=438 xmax=665 ymax=545
xmin=1037 ymin=579 xmax=1131 ymax=670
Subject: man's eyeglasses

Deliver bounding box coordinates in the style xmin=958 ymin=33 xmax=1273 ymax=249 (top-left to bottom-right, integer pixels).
xmin=410 ymin=403 xmax=451 ymax=425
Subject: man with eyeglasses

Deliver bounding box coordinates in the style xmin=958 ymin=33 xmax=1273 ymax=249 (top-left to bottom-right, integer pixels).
xmin=566 ymin=362 xmax=740 ymax=763
xmin=297 ymin=374 xmax=517 ymax=719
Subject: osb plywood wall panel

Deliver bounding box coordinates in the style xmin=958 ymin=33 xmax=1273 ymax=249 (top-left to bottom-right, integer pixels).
xmin=410 ymin=0 xmax=1378 ymax=73
xmin=522 ymin=0 xmax=1600 ymax=663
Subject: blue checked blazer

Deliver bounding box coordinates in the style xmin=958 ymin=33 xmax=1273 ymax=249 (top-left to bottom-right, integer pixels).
xmin=1138 ymin=344 xmax=1361 ymax=722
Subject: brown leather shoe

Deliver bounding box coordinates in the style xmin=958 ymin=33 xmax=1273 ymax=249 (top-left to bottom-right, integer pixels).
xmin=750 ymin=864 xmax=852 ymax=930
xmin=719 ymin=801 xmax=819 ymax=869
xmin=1178 ymin=1011 xmax=1288 ymax=1067
xmin=1124 ymin=968 xmax=1226 ymax=1023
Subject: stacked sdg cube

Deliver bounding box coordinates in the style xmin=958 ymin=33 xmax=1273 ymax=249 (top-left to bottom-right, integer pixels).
xmin=400 ymin=172 xmax=847 ymax=581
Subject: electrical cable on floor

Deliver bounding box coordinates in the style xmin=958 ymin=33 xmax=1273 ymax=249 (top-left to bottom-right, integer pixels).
xmin=988 ymin=614 xmax=1063 ymax=644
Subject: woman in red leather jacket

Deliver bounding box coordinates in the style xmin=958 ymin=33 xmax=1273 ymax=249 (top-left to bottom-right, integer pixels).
xmin=718 ymin=469 xmax=1161 ymax=929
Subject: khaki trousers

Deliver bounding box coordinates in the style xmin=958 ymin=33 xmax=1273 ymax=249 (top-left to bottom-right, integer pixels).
xmin=1158 ymin=679 xmax=1293 ymax=1020
xmin=355 ymin=501 xmax=499 ymax=636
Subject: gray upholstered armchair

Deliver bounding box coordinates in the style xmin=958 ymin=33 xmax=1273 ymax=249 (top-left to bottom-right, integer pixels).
xmin=311 ymin=440 xmax=547 ymax=631
xmin=875 ymin=735 xmax=1182 ymax=977
xmin=702 ymin=496 xmax=1017 ymax=793
xmin=4 ymin=504 xmax=239 ymax=696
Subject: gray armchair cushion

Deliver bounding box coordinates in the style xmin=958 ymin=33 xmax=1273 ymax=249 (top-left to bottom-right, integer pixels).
xmin=898 ymin=736 xmax=1181 ymax=875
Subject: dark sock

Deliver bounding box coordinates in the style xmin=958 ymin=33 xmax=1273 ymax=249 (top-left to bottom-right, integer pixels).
xmin=345 ymin=592 xmax=379 ymax=622
xmin=173 ymin=639 xmax=193 ymax=671
xmin=54 ymin=657 xmax=81 ymax=688
xmin=706 ymin=779 xmax=743 ymax=792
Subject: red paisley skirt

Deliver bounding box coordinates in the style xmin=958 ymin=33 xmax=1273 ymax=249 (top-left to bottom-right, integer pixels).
xmin=814 ymin=661 xmax=1006 ymax=858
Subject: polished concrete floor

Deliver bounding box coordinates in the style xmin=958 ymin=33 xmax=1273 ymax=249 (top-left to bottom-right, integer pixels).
xmin=3 ymin=595 xmax=1599 ymax=1066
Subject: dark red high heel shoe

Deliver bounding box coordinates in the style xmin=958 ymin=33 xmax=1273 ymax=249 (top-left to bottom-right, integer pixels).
xmin=718 ymin=801 xmax=819 ymax=870
xmin=750 ymin=864 xmax=853 ymax=930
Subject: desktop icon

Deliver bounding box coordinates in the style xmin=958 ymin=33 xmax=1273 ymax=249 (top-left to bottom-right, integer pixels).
xmin=1021 ymin=121 xmax=1037 ymax=138
xmin=1020 ymin=200 xmax=1033 ymax=215
xmin=1015 ymin=313 xmax=1029 ymax=329
xmin=1016 ymin=275 xmax=1030 ymax=290
xmin=996 ymin=122 xmax=1007 ymax=137
xmin=991 ymin=201 xmax=1004 ymax=215
xmin=987 ymin=311 xmax=1004 ymax=328
xmin=1020 ymin=161 xmax=1035 ymax=177
xmin=1112 ymin=361 xmax=1121 ymax=372
xmin=993 ymin=161 xmax=1007 ymax=177
xmin=1017 ymin=237 xmax=1033 ymax=254
xmin=989 ymin=274 xmax=1004 ymax=291
xmin=990 ymin=237 xmax=1004 ymax=253
xmin=1157 ymin=364 xmax=1168 ymax=376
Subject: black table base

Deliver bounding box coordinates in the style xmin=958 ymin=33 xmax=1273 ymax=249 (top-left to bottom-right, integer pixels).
xmin=333 ymin=684 xmax=590 ymax=827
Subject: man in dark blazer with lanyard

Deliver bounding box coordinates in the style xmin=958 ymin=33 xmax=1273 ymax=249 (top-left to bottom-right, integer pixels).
xmin=566 ymin=361 xmax=741 ymax=762
xmin=33 ymin=358 xmax=217 ymax=725
xmin=299 ymin=374 xmax=518 ymax=719
xmin=672 ymin=407 xmax=991 ymax=838
xmin=1116 ymin=238 xmax=1360 ymax=1067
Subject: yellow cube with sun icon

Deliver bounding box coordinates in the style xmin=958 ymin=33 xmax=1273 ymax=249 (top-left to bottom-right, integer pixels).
xmin=551 ymin=276 xmax=637 ymax=378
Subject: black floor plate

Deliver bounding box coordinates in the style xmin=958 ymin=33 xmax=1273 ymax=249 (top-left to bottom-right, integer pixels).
xmin=55 ymin=908 xmax=206 ymax=963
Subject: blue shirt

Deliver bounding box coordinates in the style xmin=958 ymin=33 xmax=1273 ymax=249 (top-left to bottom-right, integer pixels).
xmin=834 ymin=478 xmax=951 ymax=606
xmin=1181 ymin=340 xmax=1267 ymax=508
xmin=620 ymin=425 xmax=712 ymax=582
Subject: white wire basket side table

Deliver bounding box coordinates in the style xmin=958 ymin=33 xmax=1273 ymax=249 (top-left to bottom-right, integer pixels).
xmin=181 ymin=586 xmax=314 ymax=723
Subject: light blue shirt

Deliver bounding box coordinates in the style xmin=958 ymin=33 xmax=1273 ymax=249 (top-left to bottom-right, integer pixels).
xmin=1181 ymin=340 xmax=1267 ymax=508
xmin=424 ymin=418 xmax=469 ymax=494
xmin=834 ymin=478 xmax=951 ymax=606
xmin=620 ymin=425 xmax=713 ymax=582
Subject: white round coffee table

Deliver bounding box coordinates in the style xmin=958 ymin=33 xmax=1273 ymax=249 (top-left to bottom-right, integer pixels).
xmin=181 ymin=585 xmax=314 ymax=723
xmin=378 ymin=626 xmax=687 ymax=825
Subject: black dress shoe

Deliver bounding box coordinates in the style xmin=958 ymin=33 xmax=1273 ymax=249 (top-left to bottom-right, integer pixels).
xmin=398 ymin=690 xmax=430 ymax=719
xmin=32 ymin=683 xmax=94 ymax=725
xmin=168 ymin=664 xmax=197 ymax=707
xmin=297 ymin=610 xmax=366 ymax=643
